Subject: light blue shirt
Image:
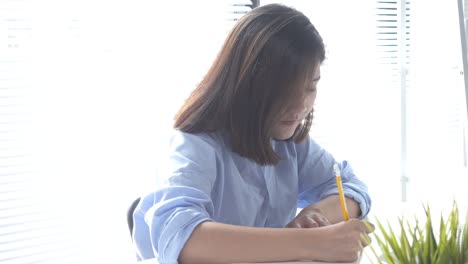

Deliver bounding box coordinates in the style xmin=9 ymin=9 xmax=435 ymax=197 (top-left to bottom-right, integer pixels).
xmin=133 ymin=130 xmax=371 ymax=263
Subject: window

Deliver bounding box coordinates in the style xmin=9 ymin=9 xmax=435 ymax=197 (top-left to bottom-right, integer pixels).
xmin=1 ymin=1 xmax=466 ymax=263
xmin=0 ymin=1 xmax=259 ymax=263
xmin=261 ymin=0 xmax=404 ymax=212
xmin=261 ymin=0 xmax=468 ymax=216
xmin=405 ymin=0 xmax=467 ymax=210
xmin=0 ymin=1 xmax=77 ymax=263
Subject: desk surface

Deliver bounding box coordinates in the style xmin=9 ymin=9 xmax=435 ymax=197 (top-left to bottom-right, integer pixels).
xmin=137 ymin=257 xmax=361 ymax=264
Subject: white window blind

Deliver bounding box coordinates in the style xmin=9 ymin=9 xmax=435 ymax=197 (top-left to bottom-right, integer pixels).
xmin=261 ymin=0 xmax=468 ymax=214
xmin=261 ymin=0 xmax=404 ymax=211
xmin=1 ymin=1 xmax=261 ymax=263
xmin=405 ymin=0 xmax=467 ymax=208
xmin=2 ymin=1 xmax=467 ymax=264
xmin=374 ymin=0 xmax=411 ymax=202
xmin=0 ymin=1 xmax=76 ymax=264
xmin=227 ymin=0 xmax=259 ymax=25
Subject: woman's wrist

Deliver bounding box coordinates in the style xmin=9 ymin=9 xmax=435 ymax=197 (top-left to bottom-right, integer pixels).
xmin=292 ymin=227 xmax=326 ymax=261
xmin=180 ymin=221 xmax=328 ymax=263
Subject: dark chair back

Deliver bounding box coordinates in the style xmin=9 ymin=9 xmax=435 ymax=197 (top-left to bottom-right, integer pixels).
xmin=127 ymin=197 xmax=141 ymax=237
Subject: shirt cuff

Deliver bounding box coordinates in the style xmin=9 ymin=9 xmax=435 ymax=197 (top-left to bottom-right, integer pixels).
xmin=149 ymin=209 xmax=212 ymax=263
xmin=319 ymin=189 xmax=371 ymax=219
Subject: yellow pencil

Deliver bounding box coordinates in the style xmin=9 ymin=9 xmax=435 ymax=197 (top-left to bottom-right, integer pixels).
xmin=334 ymin=164 xmax=349 ymax=221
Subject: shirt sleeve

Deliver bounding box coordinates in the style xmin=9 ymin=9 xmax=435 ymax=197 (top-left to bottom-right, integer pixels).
xmin=295 ymin=136 xmax=372 ymax=219
xmin=133 ymin=131 xmax=218 ymax=263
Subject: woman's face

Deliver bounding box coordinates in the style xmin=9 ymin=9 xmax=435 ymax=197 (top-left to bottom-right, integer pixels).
xmin=272 ymin=65 xmax=321 ymax=140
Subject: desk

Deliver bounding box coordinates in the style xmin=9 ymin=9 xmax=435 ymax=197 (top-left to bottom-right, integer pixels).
xmin=137 ymin=257 xmax=361 ymax=264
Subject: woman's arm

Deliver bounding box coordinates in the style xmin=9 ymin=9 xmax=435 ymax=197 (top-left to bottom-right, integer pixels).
xmin=179 ymin=219 xmax=372 ymax=264
xmin=295 ymin=138 xmax=372 ymax=220
xmin=287 ymin=195 xmax=361 ymax=228
xmin=306 ymin=195 xmax=361 ymax=224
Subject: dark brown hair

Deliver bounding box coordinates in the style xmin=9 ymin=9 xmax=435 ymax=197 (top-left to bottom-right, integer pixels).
xmin=174 ymin=4 xmax=325 ymax=165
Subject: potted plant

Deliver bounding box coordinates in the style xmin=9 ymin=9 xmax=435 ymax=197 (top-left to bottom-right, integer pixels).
xmin=367 ymin=202 xmax=468 ymax=263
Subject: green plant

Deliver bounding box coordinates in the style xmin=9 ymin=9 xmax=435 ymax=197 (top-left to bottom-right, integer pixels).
xmin=368 ymin=202 xmax=468 ymax=264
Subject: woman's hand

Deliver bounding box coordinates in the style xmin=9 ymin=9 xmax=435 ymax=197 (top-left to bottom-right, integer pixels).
xmin=286 ymin=207 xmax=331 ymax=228
xmin=300 ymin=219 xmax=375 ymax=262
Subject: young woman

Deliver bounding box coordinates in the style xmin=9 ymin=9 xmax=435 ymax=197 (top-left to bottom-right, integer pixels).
xmin=133 ymin=4 xmax=373 ymax=264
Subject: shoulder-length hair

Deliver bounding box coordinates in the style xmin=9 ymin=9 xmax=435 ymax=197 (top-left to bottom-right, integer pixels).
xmin=174 ymin=4 xmax=325 ymax=165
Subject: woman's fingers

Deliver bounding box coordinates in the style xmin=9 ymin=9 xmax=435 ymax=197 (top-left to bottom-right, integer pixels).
xmin=286 ymin=221 xmax=302 ymax=228
xmin=360 ymin=232 xmax=372 ymax=248
xmin=346 ymin=219 xmax=374 ymax=249
xmin=286 ymin=212 xmax=331 ymax=228
xmin=316 ymin=215 xmax=331 ymax=226
xmin=363 ymin=221 xmax=375 ymax=233
xmin=302 ymin=219 xmax=319 ymax=228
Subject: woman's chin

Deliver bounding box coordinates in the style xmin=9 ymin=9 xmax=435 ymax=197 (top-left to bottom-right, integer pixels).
xmin=272 ymin=130 xmax=296 ymax=140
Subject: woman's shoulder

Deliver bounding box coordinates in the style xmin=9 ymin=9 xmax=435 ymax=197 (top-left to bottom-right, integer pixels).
xmin=169 ymin=129 xmax=228 ymax=154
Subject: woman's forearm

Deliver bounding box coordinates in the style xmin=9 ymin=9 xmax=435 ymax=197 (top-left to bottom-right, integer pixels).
xmin=308 ymin=195 xmax=361 ymax=224
xmin=179 ymin=221 xmax=319 ymax=264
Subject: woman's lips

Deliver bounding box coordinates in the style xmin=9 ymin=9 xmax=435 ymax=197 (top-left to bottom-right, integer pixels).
xmin=280 ymin=120 xmax=298 ymax=126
